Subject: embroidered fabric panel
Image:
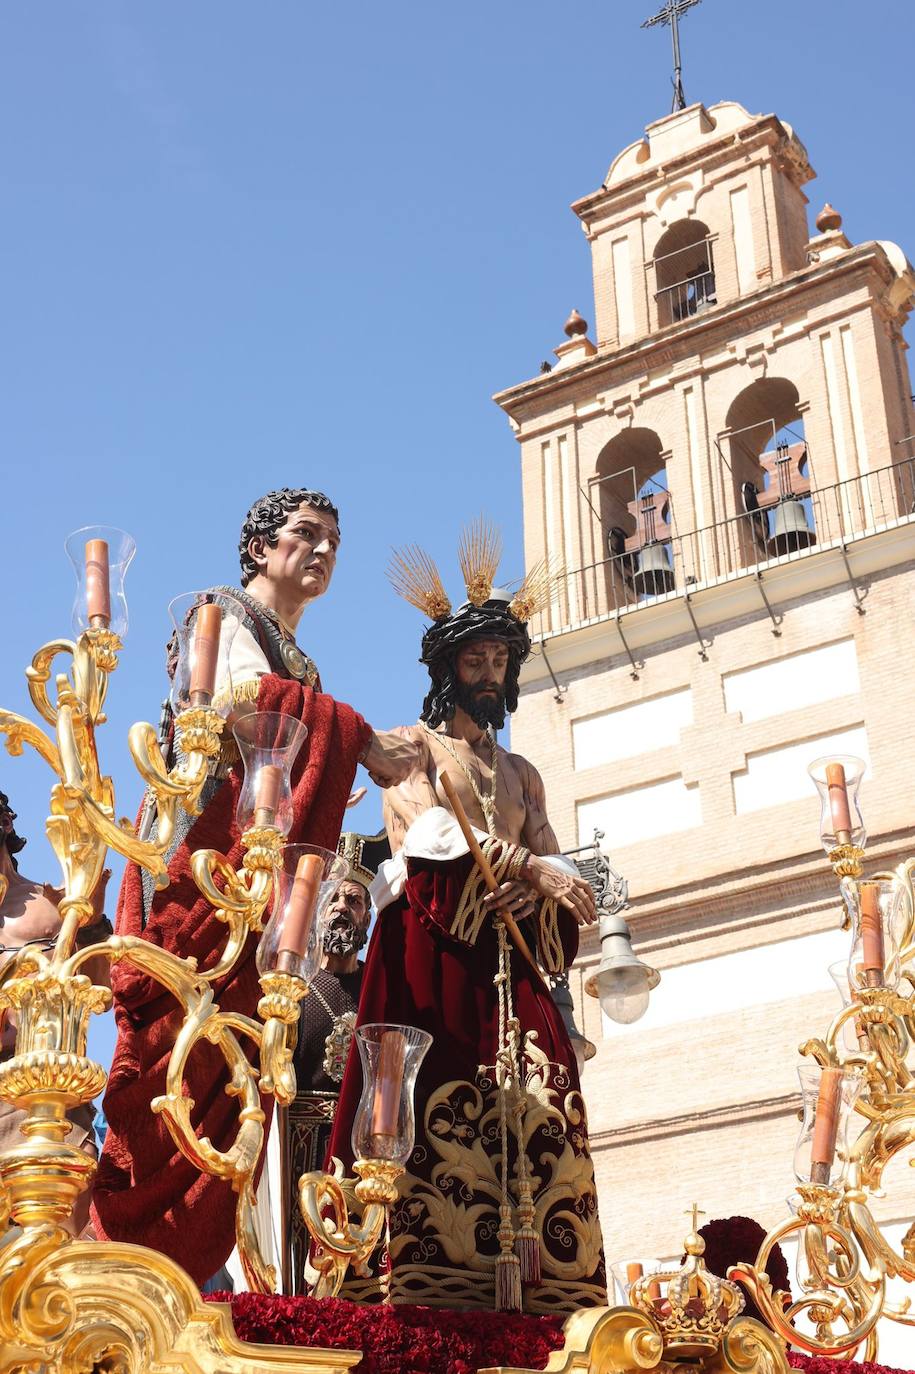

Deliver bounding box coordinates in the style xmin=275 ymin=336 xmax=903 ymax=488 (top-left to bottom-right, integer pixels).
xmin=341 ymin=1040 xmax=606 ymax=1313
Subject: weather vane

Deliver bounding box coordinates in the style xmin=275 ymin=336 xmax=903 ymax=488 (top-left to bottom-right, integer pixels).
xmin=641 ymin=0 xmax=703 ymax=114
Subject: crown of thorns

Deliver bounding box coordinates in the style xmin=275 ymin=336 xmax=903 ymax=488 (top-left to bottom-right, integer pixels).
xmin=387 ymin=516 xmax=562 ymax=627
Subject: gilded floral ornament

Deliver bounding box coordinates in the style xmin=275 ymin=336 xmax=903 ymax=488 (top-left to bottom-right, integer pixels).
xmin=0 ymin=609 xmax=321 ymax=1359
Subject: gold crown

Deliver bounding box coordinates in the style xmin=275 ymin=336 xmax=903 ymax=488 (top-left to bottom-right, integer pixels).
xmin=386 ymin=514 xmax=563 ymax=625
xmin=337 ymin=831 xmax=379 ymax=893
xmin=629 ymin=1209 xmax=745 ymax=1359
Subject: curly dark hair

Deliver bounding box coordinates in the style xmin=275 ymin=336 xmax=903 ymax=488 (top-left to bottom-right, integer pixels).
xmin=238 ymin=488 xmax=340 ymax=587
xmin=0 ymin=789 xmax=26 ymax=871
xmin=419 ymin=599 xmax=531 ymax=729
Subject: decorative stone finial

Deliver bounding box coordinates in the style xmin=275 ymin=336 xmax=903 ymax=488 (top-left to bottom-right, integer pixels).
xmin=564 ymin=309 xmax=588 ymax=338
xmin=816 ymin=203 xmax=843 ymax=234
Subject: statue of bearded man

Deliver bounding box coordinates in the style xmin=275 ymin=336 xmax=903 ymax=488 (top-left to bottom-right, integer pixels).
xmin=326 ymin=571 xmax=607 ymax=1315
xmin=280 ymin=831 xmax=386 ymax=1293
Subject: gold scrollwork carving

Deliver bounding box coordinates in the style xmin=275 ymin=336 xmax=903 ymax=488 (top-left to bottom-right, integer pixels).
xmin=0 ymin=620 xmax=309 ymax=1366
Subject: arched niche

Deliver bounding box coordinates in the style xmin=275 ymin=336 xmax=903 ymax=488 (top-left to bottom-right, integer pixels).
xmin=590 ymin=428 xmax=676 ymax=604
xmin=722 ymin=377 xmax=815 ymax=562
xmin=652 ymin=219 xmax=716 ymax=327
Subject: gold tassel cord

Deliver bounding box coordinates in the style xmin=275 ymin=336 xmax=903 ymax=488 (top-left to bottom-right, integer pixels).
xmin=386 ymin=545 xmax=452 ymax=621
xmin=458 ymin=516 xmax=502 ymax=608
xmin=493 ymin=919 xmax=522 ymax=1312
xmin=508 ymin=555 xmax=565 ymax=624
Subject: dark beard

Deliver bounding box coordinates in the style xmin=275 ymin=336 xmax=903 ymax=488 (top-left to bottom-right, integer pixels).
xmin=452 ymin=679 xmax=507 ymax=730
xmin=323 ymin=915 xmax=368 ymax=958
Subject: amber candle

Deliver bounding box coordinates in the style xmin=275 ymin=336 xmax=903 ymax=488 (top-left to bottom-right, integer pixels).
xmin=85 ymin=539 xmax=111 ymax=626
xmin=810 ymin=1066 xmax=843 ymax=1183
xmin=859 ymin=883 xmax=885 ymax=987
xmin=626 ymin=1262 xmax=643 ymax=1285
xmin=647 ymin=1278 xmax=662 ymax=1302
xmin=189 ymin=602 xmax=222 ymax=705
xmin=253 ymin=764 xmax=283 ymax=828
xmin=275 ymin=853 xmax=324 ymax=973
xmin=371 ymin=1029 xmax=407 ymax=1140
xmin=825 ymin=763 xmax=853 ymax=842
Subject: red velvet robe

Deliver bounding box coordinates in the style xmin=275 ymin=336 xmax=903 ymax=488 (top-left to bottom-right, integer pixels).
xmin=326 ymin=853 xmax=607 ymax=1313
xmin=91 ymin=675 xmax=372 ymax=1285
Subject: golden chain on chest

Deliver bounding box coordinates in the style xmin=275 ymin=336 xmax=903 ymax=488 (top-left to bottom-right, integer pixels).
xmin=422 ymin=724 xmax=498 ymax=836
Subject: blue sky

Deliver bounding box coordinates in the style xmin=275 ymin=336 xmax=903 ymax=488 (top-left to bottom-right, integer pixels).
xmin=1 ymin=1 xmax=912 ymax=1065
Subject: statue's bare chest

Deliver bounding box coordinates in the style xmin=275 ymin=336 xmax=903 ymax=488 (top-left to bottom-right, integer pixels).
xmin=424 ymin=734 xmax=527 ymax=843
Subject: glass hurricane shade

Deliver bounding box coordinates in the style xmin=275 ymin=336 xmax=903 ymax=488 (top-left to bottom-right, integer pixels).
xmin=350 ymin=1023 xmax=433 ymax=1165
xmin=256 ymin=844 xmax=349 ymax=981
xmin=609 ymin=1258 xmax=661 ymax=1306
xmin=65 ymin=526 xmax=136 ymax=638
xmin=827 ymin=960 xmax=867 ymax=1054
xmin=843 ymin=877 xmax=903 ymax=993
xmin=794 ymin=1063 xmax=862 ymax=1188
xmin=807 ymin=755 xmax=866 ymax=852
xmin=233 ymin=711 xmax=309 ymax=836
xmin=168 ymin=593 xmax=241 ymax=718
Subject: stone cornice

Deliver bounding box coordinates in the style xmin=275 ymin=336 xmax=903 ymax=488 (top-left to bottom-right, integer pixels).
xmin=517 ymin=527 xmax=915 ymax=692
xmin=570 ymin=113 xmax=802 ymax=224
xmin=589 ymin=1091 xmax=798 ymax=1147
xmin=569 ymin=828 xmax=913 ymax=977
xmin=492 ymin=242 xmax=895 ymax=423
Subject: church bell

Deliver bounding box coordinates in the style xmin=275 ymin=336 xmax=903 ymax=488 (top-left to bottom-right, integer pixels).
xmin=633 ymin=540 xmax=676 ymax=597
xmin=768 ymin=497 xmax=816 ymax=557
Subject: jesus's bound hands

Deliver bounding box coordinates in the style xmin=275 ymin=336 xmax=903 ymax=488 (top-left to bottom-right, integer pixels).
xmin=483 ymin=857 xmax=597 ymax=927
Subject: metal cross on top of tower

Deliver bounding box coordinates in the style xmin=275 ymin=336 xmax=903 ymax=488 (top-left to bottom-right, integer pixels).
xmin=641 ymin=0 xmax=703 ymax=114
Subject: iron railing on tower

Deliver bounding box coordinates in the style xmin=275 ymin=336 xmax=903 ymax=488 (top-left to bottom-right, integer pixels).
xmin=649 ymin=234 xmax=717 ymax=327
xmin=532 ymin=454 xmax=915 ymax=639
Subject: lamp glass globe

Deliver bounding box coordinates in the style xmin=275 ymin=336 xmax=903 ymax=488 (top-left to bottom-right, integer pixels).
xmin=598 ymin=965 xmax=651 ymax=1025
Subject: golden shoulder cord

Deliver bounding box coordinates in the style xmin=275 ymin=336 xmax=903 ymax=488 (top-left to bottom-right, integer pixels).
xmin=422 ymin=723 xmax=498 ymax=837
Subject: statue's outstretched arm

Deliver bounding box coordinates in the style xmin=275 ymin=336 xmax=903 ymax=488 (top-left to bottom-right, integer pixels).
xmin=380 ymin=726 xmax=438 ymax=851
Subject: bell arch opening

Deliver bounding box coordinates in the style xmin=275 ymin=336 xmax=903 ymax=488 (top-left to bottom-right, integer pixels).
xmin=652 ymin=219 xmax=716 ymax=327
xmin=722 ymin=377 xmax=815 ymax=564
xmin=589 ymin=429 xmax=676 ymax=607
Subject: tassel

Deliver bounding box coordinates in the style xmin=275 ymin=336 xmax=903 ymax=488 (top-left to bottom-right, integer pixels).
xmin=496 ymin=1250 xmax=523 ymax=1312
xmin=514 ymin=1179 xmax=541 ymax=1284
xmin=515 ymin=1227 xmax=541 ymax=1285
xmin=495 ymin=1203 xmax=522 ymax=1312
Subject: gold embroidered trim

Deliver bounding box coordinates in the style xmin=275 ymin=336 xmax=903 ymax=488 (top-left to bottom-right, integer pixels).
xmin=209 ymin=678 xmax=260 ymax=770
xmin=226 ymin=677 xmax=262 ymax=705
xmin=343 ymin=1265 xmax=604 ymax=1313
xmin=365 ymin=1054 xmax=606 ymax=1309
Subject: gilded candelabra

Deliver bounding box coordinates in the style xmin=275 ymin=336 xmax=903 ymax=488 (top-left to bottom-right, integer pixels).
xmin=0 ymin=534 xmax=333 ymax=1367
xmin=297 ymin=1021 xmax=432 ymax=1297
xmin=730 ymin=755 xmax=915 ymax=1359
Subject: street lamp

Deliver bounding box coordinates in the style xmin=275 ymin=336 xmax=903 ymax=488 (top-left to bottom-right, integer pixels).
xmin=584 ymin=912 xmax=659 ymax=1025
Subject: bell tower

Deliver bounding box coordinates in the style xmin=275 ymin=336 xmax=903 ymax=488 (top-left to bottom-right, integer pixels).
xmin=495 ymin=99 xmax=915 ymax=1296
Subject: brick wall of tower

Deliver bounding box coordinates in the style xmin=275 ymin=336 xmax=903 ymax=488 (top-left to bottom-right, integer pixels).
xmin=511 ymin=565 xmax=915 ymax=875
xmin=496 ymin=103 xmax=915 ymax=1333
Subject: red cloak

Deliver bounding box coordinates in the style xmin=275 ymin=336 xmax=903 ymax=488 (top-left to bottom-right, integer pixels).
xmin=91 ymin=674 xmax=372 ymax=1285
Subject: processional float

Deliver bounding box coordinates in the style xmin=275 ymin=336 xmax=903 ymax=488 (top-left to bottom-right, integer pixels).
xmin=0 ymin=527 xmax=912 ymax=1374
